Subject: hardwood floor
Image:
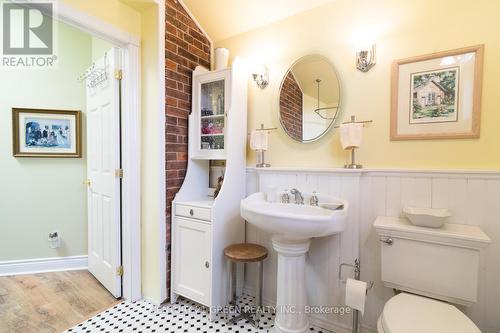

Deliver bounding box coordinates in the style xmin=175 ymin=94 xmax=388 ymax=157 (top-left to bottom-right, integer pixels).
xmin=0 ymin=270 xmax=119 ymax=333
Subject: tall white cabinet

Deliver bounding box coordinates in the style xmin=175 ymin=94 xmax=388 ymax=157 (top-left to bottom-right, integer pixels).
xmin=171 ymin=59 xmax=248 ymax=319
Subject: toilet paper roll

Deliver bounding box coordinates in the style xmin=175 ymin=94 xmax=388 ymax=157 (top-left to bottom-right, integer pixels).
xmin=345 ymin=278 xmax=367 ymax=316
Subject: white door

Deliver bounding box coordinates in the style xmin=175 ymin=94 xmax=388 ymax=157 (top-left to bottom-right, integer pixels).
xmin=173 ymin=217 xmax=211 ymax=305
xmin=86 ymin=48 xmax=122 ymax=298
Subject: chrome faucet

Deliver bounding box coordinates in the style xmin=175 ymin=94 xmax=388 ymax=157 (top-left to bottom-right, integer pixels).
xmin=290 ymin=188 xmax=304 ymax=205
xmin=280 ymin=190 xmax=290 ymax=204
xmin=310 ymin=191 xmax=319 ymax=206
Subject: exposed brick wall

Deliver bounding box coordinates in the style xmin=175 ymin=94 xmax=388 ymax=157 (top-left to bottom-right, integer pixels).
xmin=279 ymin=72 xmax=303 ymax=141
xmin=165 ymin=0 xmax=211 ymax=299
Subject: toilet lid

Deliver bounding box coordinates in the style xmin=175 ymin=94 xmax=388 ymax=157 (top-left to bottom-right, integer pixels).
xmin=381 ymin=293 xmax=480 ymax=333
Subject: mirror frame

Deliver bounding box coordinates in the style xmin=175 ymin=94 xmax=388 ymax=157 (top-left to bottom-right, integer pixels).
xmin=277 ymin=54 xmax=343 ymax=143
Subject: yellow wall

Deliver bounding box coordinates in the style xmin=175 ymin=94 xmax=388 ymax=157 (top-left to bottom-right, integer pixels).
xmin=216 ymin=0 xmax=500 ymax=170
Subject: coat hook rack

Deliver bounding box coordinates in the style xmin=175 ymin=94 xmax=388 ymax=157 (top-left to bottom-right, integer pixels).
xmin=77 ymin=53 xmax=109 ymax=88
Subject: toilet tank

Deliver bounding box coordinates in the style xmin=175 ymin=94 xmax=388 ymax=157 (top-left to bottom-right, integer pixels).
xmin=374 ymin=216 xmax=490 ymax=306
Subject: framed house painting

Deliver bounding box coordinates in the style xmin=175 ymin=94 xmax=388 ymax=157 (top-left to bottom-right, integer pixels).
xmin=12 ymin=108 xmax=82 ymax=157
xmin=391 ymin=45 xmax=484 ymax=140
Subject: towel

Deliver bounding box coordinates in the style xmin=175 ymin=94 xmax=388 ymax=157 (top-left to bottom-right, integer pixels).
xmin=340 ymin=122 xmax=363 ymax=150
xmin=250 ymin=130 xmax=268 ymax=151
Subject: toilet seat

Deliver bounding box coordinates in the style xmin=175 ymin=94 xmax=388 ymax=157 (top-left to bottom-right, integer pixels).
xmin=378 ymin=293 xmax=480 ymax=333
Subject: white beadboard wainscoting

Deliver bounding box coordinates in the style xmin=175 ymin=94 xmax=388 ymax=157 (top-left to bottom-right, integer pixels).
xmin=244 ymin=168 xmax=500 ymax=333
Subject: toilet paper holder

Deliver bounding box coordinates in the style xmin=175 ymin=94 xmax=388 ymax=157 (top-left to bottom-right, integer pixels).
xmin=340 ymin=258 xmax=373 ymax=333
xmin=339 ymin=259 xmax=374 ymax=293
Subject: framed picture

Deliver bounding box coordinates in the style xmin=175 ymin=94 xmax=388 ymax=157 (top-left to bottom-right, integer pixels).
xmin=391 ymin=45 xmax=484 ymax=140
xmin=12 ymin=108 xmax=82 ymax=157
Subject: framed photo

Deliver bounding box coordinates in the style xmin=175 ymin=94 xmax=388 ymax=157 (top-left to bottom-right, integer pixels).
xmin=12 ymin=108 xmax=82 ymax=157
xmin=391 ymin=45 xmax=484 ymax=140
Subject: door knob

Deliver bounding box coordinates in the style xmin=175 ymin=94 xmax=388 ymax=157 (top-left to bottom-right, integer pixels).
xmin=205 ymin=261 xmax=210 ymax=268
xmin=83 ymin=179 xmax=91 ymax=186
xmin=189 ymin=209 xmax=194 ymax=216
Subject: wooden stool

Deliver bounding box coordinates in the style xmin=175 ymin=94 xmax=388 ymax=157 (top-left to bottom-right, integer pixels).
xmin=224 ymin=243 xmax=268 ymax=328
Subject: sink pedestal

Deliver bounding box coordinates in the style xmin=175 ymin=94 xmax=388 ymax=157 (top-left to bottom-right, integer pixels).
xmin=240 ymin=192 xmax=348 ymax=332
xmin=271 ymin=236 xmax=311 ymax=333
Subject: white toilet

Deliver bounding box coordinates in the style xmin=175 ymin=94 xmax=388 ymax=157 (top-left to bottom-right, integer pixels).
xmin=374 ymin=216 xmax=491 ymax=333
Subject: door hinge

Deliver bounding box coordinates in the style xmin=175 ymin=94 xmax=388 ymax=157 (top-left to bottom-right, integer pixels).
xmin=114 ymin=69 xmax=123 ymax=80
xmin=116 ymin=266 xmax=124 ymax=276
xmin=115 ymin=168 xmax=124 ymax=178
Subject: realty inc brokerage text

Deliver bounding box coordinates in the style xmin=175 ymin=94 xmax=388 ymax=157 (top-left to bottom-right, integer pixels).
xmin=173 ymin=304 xmax=353 ymax=316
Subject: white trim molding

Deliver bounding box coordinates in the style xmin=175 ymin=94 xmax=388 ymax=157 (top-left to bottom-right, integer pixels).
xmin=56 ymin=2 xmax=140 ymax=46
xmin=121 ymin=43 xmax=142 ymax=301
xmin=157 ymin=0 xmax=168 ymax=303
xmin=0 ymin=255 xmax=88 ymax=276
xmin=247 ymin=166 xmax=500 ymax=179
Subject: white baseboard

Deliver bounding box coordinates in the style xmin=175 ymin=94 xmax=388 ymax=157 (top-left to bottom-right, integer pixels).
xmin=0 ymin=255 xmax=88 ymax=276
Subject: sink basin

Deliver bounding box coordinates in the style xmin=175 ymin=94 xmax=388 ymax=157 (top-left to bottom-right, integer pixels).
xmin=240 ymin=192 xmax=348 ymax=333
xmin=240 ymin=192 xmax=348 ymax=239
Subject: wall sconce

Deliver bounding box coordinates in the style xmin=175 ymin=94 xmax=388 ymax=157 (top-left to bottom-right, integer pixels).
xmin=252 ymin=64 xmax=269 ymax=89
xmin=356 ymin=44 xmax=376 ymax=72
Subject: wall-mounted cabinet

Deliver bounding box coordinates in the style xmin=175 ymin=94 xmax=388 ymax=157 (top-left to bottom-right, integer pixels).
xmin=171 ymin=59 xmax=248 ymax=320
xmin=192 ymin=69 xmax=231 ymax=160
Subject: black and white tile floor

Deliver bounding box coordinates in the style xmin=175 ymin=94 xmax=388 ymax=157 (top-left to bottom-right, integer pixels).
xmin=64 ymin=295 xmax=331 ymax=333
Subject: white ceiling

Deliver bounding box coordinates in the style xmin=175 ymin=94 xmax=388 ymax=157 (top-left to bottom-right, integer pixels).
xmin=182 ymin=0 xmax=336 ymax=42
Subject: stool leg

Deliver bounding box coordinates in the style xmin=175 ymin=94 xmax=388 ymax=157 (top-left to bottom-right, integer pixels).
xmin=255 ymin=260 xmax=263 ymax=328
xmin=230 ymin=261 xmax=237 ymax=305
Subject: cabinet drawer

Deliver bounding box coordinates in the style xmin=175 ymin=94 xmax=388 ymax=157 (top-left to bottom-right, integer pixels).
xmin=175 ymin=204 xmax=211 ymax=222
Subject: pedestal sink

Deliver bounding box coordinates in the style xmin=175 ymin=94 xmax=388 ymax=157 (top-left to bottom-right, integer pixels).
xmin=240 ymin=192 xmax=348 ymax=333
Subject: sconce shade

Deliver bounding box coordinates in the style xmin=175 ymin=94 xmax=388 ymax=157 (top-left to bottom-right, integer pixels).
xmin=356 ymin=44 xmax=376 ymax=72
xmin=252 ymin=64 xmax=269 ymax=89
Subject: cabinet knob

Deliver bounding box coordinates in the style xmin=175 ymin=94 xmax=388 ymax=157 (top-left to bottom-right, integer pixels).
xmin=380 ymin=238 xmax=393 ymax=246
xmin=189 ymin=209 xmax=194 ymax=216
xmin=205 ymin=261 xmax=210 ymax=268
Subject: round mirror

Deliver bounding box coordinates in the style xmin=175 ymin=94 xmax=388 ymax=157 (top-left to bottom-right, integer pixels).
xmin=278 ymin=54 xmax=341 ymax=143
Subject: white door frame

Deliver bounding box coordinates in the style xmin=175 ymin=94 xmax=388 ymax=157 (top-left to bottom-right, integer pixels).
xmin=157 ymin=0 xmax=167 ymax=303
xmin=55 ymin=3 xmax=142 ymax=301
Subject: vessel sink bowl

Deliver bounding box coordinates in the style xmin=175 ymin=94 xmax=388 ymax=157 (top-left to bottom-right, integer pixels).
xmin=404 ymin=206 xmax=451 ymax=228
xmin=240 ymin=192 xmax=348 ymax=240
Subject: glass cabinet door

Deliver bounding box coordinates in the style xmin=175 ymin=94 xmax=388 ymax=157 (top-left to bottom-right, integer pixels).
xmin=200 ymin=79 xmax=225 ymax=151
